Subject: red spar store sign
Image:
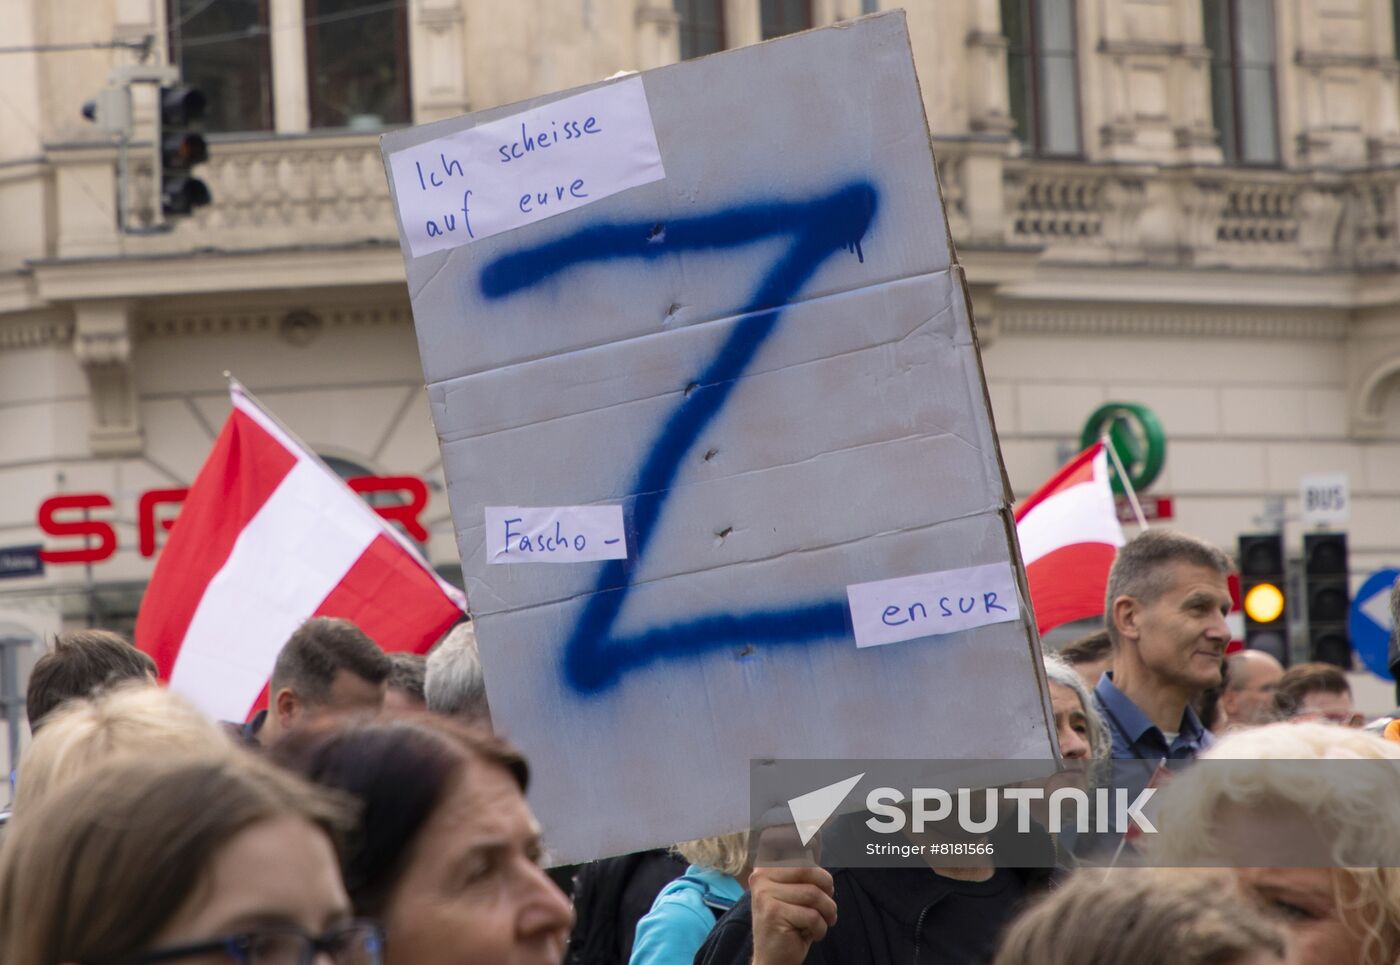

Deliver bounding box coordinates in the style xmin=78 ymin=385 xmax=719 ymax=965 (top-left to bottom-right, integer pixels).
xmin=36 ymin=476 xmax=430 ymax=565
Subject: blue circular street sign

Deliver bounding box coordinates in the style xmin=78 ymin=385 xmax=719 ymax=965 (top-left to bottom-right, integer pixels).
xmin=1349 ymin=568 xmax=1399 ymax=681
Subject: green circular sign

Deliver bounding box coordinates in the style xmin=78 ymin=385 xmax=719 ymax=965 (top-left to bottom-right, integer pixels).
xmin=1080 ymin=402 xmax=1166 ymax=495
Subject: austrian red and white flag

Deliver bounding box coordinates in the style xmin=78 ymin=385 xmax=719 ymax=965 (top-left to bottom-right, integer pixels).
xmin=1014 ymin=443 xmax=1126 ymax=635
xmin=136 ymin=382 xmax=466 ymax=721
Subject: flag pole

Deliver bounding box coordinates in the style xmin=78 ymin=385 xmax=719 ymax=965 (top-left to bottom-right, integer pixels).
xmin=1102 ymin=823 xmax=1131 ymax=878
xmin=220 ymin=373 xmax=404 ymax=530
xmin=1102 ymin=434 xmax=1149 ymax=530
xmin=218 ymin=371 xmax=466 ymax=610
xmin=222 ymin=371 xmax=323 ymax=465
xmin=1101 ymin=756 xmax=1166 ymax=879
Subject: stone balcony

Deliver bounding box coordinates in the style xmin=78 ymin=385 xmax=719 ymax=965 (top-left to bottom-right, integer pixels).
xmin=180 ymin=132 xmax=398 ymax=249
xmin=32 ymin=131 xmax=1400 ymax=277
xmin=24 ymin=129 xmax=1400 ymax=450
xmin=935 ymin=138 xmax=1400 ymax=273
xmin=40 ymin=131 xmax=400 ymax=266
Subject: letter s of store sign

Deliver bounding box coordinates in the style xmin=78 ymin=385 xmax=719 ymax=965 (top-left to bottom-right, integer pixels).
xmin=37 ymin=475 xmax=431 ymax=566
xmin=37 ymin=494 xmax=118 ymax=564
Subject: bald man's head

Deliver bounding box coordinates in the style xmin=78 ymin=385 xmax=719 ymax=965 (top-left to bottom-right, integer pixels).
xmin=1221 ymin=650 xmax=1284 ymax=728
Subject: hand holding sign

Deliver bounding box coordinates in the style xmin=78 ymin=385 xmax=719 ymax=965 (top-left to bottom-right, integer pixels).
xmin=749 ymin=826 xmax=837 ymax=965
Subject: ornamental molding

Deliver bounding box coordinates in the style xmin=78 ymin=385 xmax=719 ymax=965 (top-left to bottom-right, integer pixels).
xmin=418 ymin=3 xmax=464 ymax=27
xmin=999 ymin=306 xmax=1347 ymax=340
xmin=965 ymin=30 xmax=1009 ymax=50
xmin=1294 ymin=50 xmax=1388 ymax=71
xmin=0 ymin=315 xmax=74 ymax=350
xmin=1097 ymin=39 xmax=1186 ymax=57
xmin=636 ymin=2 xmax=679 ymax=28
xmin=139 ymin=303 xmax=412 ymax=339
xmin=1093 ymin=40 xmax=1213 ymax=63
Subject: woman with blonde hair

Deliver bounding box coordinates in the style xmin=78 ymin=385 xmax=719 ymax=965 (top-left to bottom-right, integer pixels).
xmin=994 ymin=868 xmax=1285 ymax=965
xmin=0 ymin=753 xmax=378 ymax=965
xmin=12 ymin=681 xmax=233 ymax=813
xmin=1148 ymin=722 xmax=1400 ymax=965
xmin=631 ymin=831 xmax=752 ymax=965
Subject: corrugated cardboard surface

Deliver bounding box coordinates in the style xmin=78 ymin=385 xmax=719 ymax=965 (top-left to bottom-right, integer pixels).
xmin=382 ymin=11 xmax=1055 ymax=863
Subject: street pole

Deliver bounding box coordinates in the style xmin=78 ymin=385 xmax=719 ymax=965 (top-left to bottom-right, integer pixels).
xmin=0 ymin=636 xmax=27 ymax=802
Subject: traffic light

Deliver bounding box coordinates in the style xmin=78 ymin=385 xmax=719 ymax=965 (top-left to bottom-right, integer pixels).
xmin=1238 ymin=533 xmax=1288 ymax=664
xmin=1303 ymin=532 xmax=1351 ymax=668
xmin=158 ymin=84 xmax=210 ymax=217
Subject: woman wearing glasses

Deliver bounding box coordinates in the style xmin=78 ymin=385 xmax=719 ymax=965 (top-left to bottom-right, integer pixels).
xmin=0 ymin=753 xmax=382 ymax=965
xmin=1272 ymin=662 xmax=1366 ymax=728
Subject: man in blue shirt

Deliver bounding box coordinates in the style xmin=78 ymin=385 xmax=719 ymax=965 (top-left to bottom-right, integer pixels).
xmin=1092 ymin=530 xmax=1233 ymax=760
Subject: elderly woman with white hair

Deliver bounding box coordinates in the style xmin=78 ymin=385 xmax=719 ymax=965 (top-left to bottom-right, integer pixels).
xmin=1147 ymin=722 xmax=1400 ymax=965
xmin=1042 ymin=653 xmax=1110 ymax=764
xmin=1030 ymin=654 xmax=1112 ymax=861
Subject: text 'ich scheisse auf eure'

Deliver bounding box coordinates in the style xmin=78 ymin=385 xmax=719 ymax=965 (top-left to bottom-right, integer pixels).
xmin=387 ymin=77 xmax=667 ymax=258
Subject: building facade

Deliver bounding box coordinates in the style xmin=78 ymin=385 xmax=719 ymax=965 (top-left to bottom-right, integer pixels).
xmin=2 ymin=0 xmax=1400 ymax=691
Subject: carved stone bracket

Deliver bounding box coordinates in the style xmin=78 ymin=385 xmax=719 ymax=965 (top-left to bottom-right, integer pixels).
xmin=1297 ymin=184 xmax=1347 ymax=259
xmin=72 ymin=300 xmax=142 ymax=456
xmin=413 ymin=0 xmax=469 ymax=122
xmin=635 ymin=1 xmax=680 ymax=70
xmin=965 ymin=30 xmax=1015 ymax=138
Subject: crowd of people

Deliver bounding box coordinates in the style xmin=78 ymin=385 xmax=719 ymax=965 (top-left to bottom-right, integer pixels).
xmin=3 ymin=528 xmax=1400 ymax=964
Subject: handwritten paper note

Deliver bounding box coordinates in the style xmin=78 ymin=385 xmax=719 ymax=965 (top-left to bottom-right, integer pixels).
xmin=846 ymin=562 xmax=1020 ymax=649
xmin=387 ymin=77 xmax=666 ymax=258
xmin=485 ymin=506 xmax=628 ymax=564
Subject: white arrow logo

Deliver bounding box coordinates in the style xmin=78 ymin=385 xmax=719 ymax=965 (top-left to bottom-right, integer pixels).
xmin=1360 ymin=583 xmax=1396 ymax=632
xmin=787 ymin=773 xmax=864 ymax=847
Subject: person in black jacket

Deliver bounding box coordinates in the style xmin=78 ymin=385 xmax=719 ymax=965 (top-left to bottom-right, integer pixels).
xmin=566 ymin=848 xmax=689 ymax=965
xmin=694 ymin=818 xmax=1055 ymax=965
xmin=695 ymin=862 xmax=1050 ymax=965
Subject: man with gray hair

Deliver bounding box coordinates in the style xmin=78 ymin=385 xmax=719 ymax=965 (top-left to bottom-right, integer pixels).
xmin=425 ymin=620 xmax=491 ymax=727
xmin=1093 ymin=529 xmax=1233 ymax=760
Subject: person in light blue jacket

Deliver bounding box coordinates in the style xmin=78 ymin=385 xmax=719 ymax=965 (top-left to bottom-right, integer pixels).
xmin=630 ymin=831 xmax=751 ymax=965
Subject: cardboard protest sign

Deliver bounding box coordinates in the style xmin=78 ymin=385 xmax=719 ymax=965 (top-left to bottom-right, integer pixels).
xmin=381 ymin=11 xmax=1056 ymax=863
